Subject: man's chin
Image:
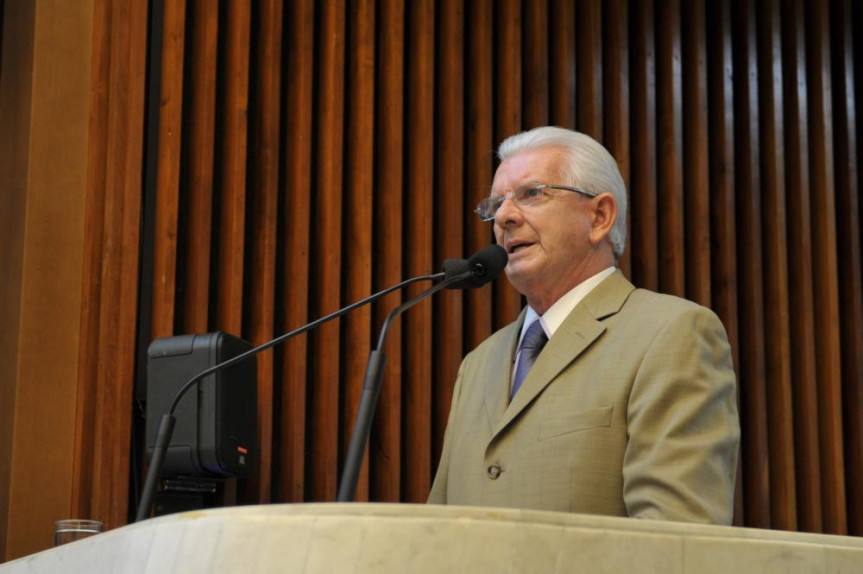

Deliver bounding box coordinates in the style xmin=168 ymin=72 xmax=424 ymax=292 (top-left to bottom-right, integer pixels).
xmin=504 ymin=265 xmax=537 ymax=294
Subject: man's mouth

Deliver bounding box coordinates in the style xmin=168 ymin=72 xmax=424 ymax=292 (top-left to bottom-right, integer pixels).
xmin=507 ymin=242 xmax=534 ymax=255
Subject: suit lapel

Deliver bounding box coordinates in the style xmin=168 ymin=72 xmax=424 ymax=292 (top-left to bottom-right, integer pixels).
xmin=488 ymin=270 xmax=636 ymax=444
xmin=482 ymin=312 xmax=524 ymax=431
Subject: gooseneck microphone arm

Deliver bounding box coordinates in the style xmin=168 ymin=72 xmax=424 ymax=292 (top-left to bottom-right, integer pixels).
xmin=136 ymin=272 xmax=443 ymax=522
xmin=336 ymin=272 xmax=471 ymax=503
xmin=337 ymin=244 xmax=507 ymax=502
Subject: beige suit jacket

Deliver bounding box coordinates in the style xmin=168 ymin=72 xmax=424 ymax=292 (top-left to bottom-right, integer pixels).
xmin=428 ymin=270 xmax=740 ymax=524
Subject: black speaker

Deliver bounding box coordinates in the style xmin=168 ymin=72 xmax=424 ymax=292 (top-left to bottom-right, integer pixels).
xmin=146 ymin=332 xmax=257 ymax=478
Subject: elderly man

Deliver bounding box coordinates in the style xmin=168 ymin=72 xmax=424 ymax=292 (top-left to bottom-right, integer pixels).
xmin=428 ymin=126 xmax=740 ymax=524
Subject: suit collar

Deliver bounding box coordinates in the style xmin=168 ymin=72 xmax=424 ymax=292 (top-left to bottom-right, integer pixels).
xmin=487 ymin=270 xmax=636 ymax=444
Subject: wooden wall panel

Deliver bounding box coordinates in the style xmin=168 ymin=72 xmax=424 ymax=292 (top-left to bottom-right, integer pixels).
xmin=805 ymin=0 xmax=847 ymax=536
xmin=89 ymin=0 xmax=148 ymax=529
xmin=151 ymin=0 xmax=187 ymax=339
xmin=370 ymin=0 xmax=404 ymax=503
xmin=757 ymin=0 xmax=798 ymax=531
xmin=682 ymin=0 xmax=711 ymax=307
xmin=463 ymin=0 xmax=494 ymax=352
xmin=309 ymin=0 xmax=345 ymax=502
xmin=549 ymin=0 xmax=576 ymax=129
xmin=0 ymin=0 xmax=147 ymax=558
xmin=604 ymin=0 xmax=630 ymax=276
xmin=576 ymin=0 xmax=602 ymax=139
xmin=433 ymin=0 xmax=465 ymax=468
xmin=277 ymin=0 xmax=314 ymax=504
xmin=181 ymin=0 xmax=218 ymax=334
xmin=656 ymin=0 xmax=685 ymax=297
xmin=706 ymin=0 xmax=742 ymax=525
xmin=342 ymin=0 xmax=375 ymax=501
xmin=404 ymin=0 xmax=435 ymax=503
xmin=831 ymin=0 xmax=863 ymax=537
xmin=781 ymin=0 xmax=822 ymax=533
xmin=0 ymin=2 xmax=4 ymax=84
xmin=245 ymin=0 xmax=284 ymax=504
xmin=30 ymin=0 xmax=861 ymax=547
xmin=216 ymin=0 xmax=251 ymax=336
xmin=523 ymin=0 xmax=549 ymax=129
xmin=732 ymin=0 xmax=771 ymax=529
xmin=629 ymin=0 xmax=658 ymax=291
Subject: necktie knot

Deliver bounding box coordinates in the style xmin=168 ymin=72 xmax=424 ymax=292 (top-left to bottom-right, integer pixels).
xmin=521 ymin=320 xmax=548 ymax=352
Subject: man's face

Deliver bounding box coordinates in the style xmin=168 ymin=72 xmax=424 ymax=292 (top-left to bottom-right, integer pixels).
xmin=491 ymin=147 xmax=596 ymax=304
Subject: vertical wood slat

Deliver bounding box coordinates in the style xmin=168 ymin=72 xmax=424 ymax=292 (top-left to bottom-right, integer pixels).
xmin=245 ymin=0 xmax=284 ymax=505
xmin=277 ymin=0 xmax=314 ymax=503
xmin=72 ymin=0 xmax=112 ymax=523
xmin=309 ymin=0 xmax=345 ymax=502
xmin=342 ymin=0 xmax=376 ymax=502
xmin=780 ymin=0 xmax=822 ymax=533
xmin=214 ymin=0 xmax=251 ymax=507
xmin=656 ymin=0 xmax=685 ymax=297
xmin=216 ymin=0 xmax=251 ymax=336
xmin=370 ymin=0 xmax=404 ymax=503
xmin=706 ymin=0 xmax=743 ymax=525
xmin=103 ymin=0 xmax=147 ymax=529
xmin=0 ymin=1 xmax=4 ymax=82
xmin=151 ymin=0 xmax=187 ymax=338
xmin=757 ymin=0 xmax=797 ymax=531
xmin=681 ymin=0 xmax=711 ymax=307
xmin=493 ymin=0 xmax=523 ymax=329
xmin=629 ymin=0 xmax=658 ymax=291
xmin=549 ymin=0 xmax=576 ymax=129
xmin=732 ymin=0 xmax=771 ymax=529
xmin=576 ymin=0 xmax=602 ymax=139
xmin=182 ymin=0 xmax=219 ymax=334
xmin=523 ymin=0 xmax=549 ymax=129
xmin=404 ymin=0 xmax=435 ymax=503
xmin=432 ymin=0 xmax=464 ymax=465
xmin=805 ymin=0 xmax=847 ymax=535
xmin=463 ymin=0 xmax=494 ymax=353
xmin=831 ymin=0 xmax=863 ymax=537
xmin=602 ymin=0 xmax=629 ymax=275
xmin=74 ymin=0 xmax=148 ymax=529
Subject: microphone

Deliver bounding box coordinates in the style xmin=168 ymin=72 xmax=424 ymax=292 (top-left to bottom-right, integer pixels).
xmin=443 ymin=244 xmax=508 ymax=289
xmin=337 ymin=245 xmax=507 ymax=502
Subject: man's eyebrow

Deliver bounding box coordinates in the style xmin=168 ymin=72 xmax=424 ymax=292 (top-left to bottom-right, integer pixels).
xmin=490 ymin=181 xmax=544 ymax=194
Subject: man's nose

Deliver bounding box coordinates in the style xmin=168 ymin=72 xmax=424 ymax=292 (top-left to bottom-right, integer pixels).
xmin=494 ymin=195 xmax=523 ymax=226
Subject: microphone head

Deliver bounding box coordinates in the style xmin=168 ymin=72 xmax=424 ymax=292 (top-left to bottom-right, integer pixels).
xmin=446 ymin=244 xmax=508 ymax=289
xmin=442 ymin=257 xmax=471 ymax=281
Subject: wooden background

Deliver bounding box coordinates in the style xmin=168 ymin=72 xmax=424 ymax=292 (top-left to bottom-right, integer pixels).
xmin=28 ymin=0 xmax=863 ymax=541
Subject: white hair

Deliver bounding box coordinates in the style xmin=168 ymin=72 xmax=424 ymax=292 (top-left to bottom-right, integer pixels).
xmin=497 ymin=126 xmax=628 ymax=259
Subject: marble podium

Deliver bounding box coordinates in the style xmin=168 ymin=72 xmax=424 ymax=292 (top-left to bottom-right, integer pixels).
xmin=2 ymin=504 xmax=861 ymax=573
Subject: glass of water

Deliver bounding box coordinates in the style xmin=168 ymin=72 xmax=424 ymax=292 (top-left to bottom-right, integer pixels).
xmin=54 ymin=519 xmax=103 ymax=546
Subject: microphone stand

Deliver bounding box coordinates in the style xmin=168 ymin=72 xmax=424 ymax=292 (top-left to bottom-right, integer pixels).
xmin=336 ymin=268 xmax=474 ymax=502
xmin=136 ymin=272 xmax=443 ymax=522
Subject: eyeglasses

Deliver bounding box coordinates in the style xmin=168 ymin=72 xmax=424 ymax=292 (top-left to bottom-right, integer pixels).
xmin=475 ymin=184 xmax=598 ymax=221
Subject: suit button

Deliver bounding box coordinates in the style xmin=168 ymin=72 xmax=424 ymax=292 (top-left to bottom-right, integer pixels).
xmin=487 ymin=464 xmax=501 ymax=479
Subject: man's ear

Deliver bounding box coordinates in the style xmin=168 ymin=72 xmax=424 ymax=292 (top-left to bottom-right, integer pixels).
xmin=589 ymin=193 xmax=617 ymax=246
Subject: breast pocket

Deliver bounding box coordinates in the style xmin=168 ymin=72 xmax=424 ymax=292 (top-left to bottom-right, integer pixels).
xmin=538 ymin=406 xmax=613 ymax=441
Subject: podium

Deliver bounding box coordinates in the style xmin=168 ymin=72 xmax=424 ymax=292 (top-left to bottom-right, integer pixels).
xmin=2 ymin=504 xmax=862 ymax=572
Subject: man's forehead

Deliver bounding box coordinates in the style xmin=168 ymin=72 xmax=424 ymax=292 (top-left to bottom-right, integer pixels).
xmin=492 ymin=146 xmax=568 ymax=189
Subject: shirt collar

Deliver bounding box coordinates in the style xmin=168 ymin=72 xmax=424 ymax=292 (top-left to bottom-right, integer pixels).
xmin=519 ymin=266 xmax=617 ymax=344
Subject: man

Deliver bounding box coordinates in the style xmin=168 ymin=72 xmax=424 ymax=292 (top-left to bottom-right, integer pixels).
xmin=428 ymin=127 xmax=740 ymax=524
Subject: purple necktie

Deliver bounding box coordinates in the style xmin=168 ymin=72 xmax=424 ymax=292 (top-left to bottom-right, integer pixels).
xmin=511 ymin=320 xmax=548 ymax=399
